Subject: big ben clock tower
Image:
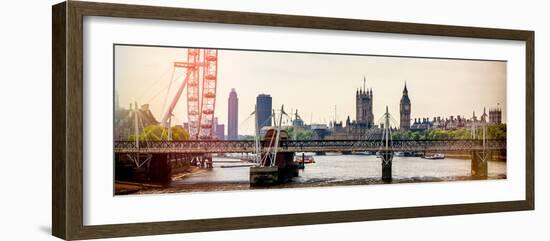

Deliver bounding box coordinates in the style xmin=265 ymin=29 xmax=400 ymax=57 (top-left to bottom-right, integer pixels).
xmin=400 ymin=82 xmax=411 ymax=130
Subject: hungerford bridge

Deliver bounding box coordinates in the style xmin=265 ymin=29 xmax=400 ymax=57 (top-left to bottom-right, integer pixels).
xmin=114 ymin=138 xmax=506 ymax=184
xmin=114 ymin=139 xmax=506 ymax=154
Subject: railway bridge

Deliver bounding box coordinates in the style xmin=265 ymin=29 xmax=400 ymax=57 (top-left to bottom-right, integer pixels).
xmin=114 ymin=138 xmax=506 ymax=184
xmin=114 ymin=139 xmax=506 ymax=154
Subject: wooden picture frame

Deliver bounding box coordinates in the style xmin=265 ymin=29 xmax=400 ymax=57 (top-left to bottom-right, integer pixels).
xmin=52 ymin=1 xmax=534 ymax=240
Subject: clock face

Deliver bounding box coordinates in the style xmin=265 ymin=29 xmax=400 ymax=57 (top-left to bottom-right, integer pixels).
xmin=404 ymin=105 xmax=410 ymax=111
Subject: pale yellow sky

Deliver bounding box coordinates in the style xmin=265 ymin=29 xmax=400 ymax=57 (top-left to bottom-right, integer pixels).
xmin=115 ymin=45 xmax=506 ymax=135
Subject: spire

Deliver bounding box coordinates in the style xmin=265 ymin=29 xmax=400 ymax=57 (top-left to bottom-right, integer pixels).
xmin=363 ymin=76 xmax=366 ymax=92
xmin=403 ymin=81 xmax=408 ymax=95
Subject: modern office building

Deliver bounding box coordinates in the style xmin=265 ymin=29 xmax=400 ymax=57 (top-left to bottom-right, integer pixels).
xmin=213 ymin=117 xmax=225 ymax=140
xmin=256 ymin=94 xmax=272 ymax=131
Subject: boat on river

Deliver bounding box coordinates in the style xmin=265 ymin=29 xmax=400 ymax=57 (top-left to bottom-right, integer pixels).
xmin=294 ymin=155 xmax=315 ymax=164
xmin=422 ymin=153 xmax=445 ymax=159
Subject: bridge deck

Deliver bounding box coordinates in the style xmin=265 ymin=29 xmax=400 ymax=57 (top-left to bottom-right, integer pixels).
xmin=114 ymin=139 xmax=506 ymax=154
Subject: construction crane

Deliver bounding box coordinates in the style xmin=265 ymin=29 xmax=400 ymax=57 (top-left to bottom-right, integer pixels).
xmin=160 ymin=48 xmax=218 ymax=140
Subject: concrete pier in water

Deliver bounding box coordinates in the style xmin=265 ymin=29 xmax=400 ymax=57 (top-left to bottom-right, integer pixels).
xmin=471 ymin=150 xmax=490 ymax=179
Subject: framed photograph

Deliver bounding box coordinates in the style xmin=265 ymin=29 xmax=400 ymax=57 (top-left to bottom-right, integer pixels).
xmin=52 ymin=1 xmax=534 ymax=240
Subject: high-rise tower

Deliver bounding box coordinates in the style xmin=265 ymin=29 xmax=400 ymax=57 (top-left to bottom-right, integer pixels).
xmin=400 ymin=82 xmax=411 ymax=130
xmin=227 ymin=88 xmax=238 ymax=140
xmin=489 ymin=104 xmax=502 ymax=124
xmin=256 ymin=94 xmax=272 ymax=131
xmin=356 ymin=77 xmax=374 ymax=128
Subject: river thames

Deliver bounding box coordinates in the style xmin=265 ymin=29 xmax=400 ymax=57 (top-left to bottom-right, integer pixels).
xmin=135 ymin=153 xmax=506 ymax=194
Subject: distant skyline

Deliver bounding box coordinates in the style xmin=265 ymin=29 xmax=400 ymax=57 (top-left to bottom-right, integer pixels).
xmin=115 ymin=45 xmax=506 ymax=136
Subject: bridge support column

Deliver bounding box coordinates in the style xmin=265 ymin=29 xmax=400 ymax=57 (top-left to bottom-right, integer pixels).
xmin=250 ymin=166 xmax=278 ymax=186
xmin=148 ymin=153 xmax=172 ymax=185
xmin=380 ymin=150 xmax=393 ymax=183
xmin=471 ymin=150 xmax=490 ymax=179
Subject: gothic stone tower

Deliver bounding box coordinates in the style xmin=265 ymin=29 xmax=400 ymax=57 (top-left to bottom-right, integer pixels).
xmin=400 ymin=82 xmax=411 ymax=130
xmin=356 ymin=80 xmax=374 ymax=128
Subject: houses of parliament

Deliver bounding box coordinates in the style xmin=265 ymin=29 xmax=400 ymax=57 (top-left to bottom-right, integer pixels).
xmin=341 ymin=78 xmax=411 ymax=131
xmin=326 ymin=77 xmax=502 ymax=140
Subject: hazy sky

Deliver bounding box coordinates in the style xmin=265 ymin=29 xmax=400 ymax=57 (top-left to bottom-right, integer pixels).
xmin=115 ymin=45 xmax=506 ymax=135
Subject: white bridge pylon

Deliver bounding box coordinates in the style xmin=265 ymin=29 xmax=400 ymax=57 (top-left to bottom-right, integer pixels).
xmin=471 ymin=115 xmax=490 ymax=163
xmin=381 ymin=106 xmax=393 ymax=151
xmin=379 ymin=106 xmax=395 ymax=166
xmin=247 ymin=105 xmax=288 ymax=167
xmin=376 ymin=106 xmax=396 ymax=182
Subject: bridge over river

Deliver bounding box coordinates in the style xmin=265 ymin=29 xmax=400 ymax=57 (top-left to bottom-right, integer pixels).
xmin=114 ymin=139 xmax=506 ymax=154
xmin=115 ymin=138 xmax=505 ymax=184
